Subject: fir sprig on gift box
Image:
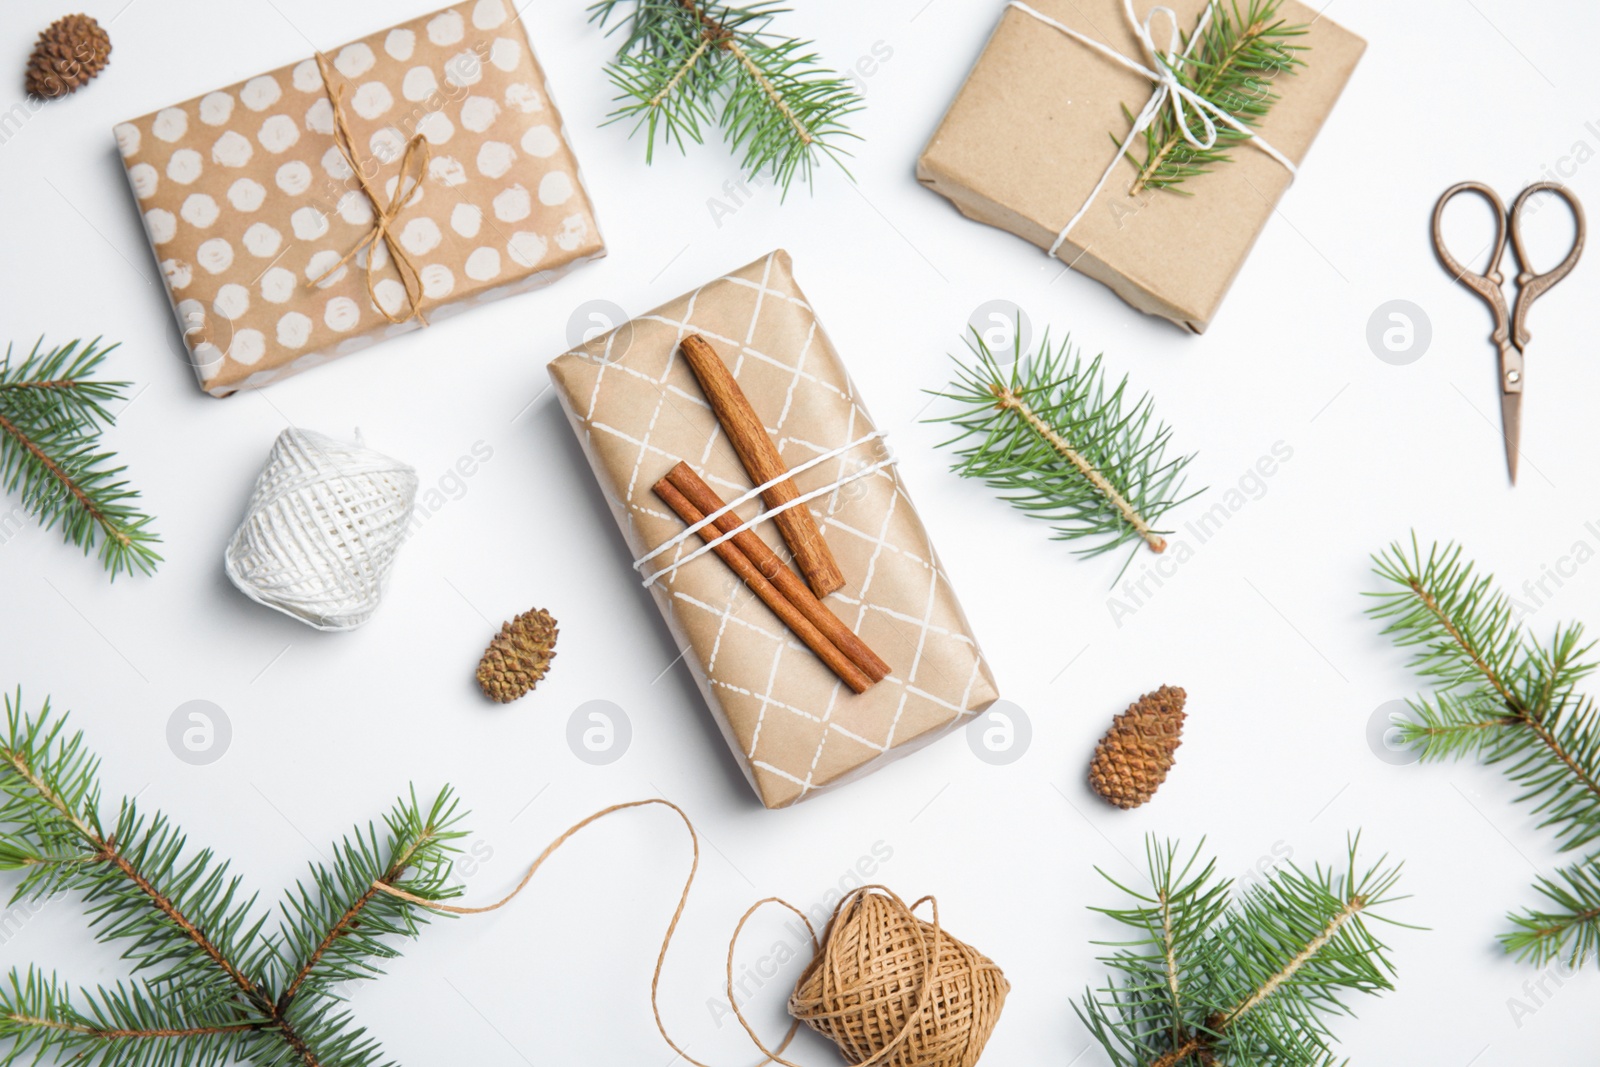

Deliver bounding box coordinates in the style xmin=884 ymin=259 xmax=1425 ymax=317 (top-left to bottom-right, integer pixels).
xmin=589 ymin=0 xmax=861 ymax=193
xmin=1369 ymin=536 xmax=1600 ymax=967
xmin=0 ymin=337 xmax=159 ymax=579
xmin=1076 ymin=836 xmax=1410 ymax=1067
xmin=0 ymin=692 xmax=463 ymax=1067
xmin=1120 ymin=0 xmax=1307 ymax=196
xmin=926 ymin=329 xmax=1199 ymax=579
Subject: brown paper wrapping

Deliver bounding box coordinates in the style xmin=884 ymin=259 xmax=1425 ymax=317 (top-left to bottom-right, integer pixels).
xmin=548 ymin=251 xmax=999 ymax=809
xmin=114 ymin=0 xmax=604 ymax=396
xmin=917 ymin=0 xmax=1365 ymax=332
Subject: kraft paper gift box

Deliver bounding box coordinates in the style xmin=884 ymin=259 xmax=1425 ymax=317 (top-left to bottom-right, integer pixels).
xmin=548 ymin=251 xmax=1000 ymax=809
xmin=917 ymin=0 xmax=1365 ymax=333
xmin=114 ymin=0 xmax=604 ymax=396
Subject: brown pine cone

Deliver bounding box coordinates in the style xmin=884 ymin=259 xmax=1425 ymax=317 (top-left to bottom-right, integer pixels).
xmin=1088 ymin=685 xmax=1186 ymax=810
xmin=476 ymin=608 xmax=558 ymax=703
xmin=26 ymin=14 xmax=112 ymax=99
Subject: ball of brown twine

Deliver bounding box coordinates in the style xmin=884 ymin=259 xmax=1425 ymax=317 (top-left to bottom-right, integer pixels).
xmin=785 ymin=887 xmax=1010 ymax=1067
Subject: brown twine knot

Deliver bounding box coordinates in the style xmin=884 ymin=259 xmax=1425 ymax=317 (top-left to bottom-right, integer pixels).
xmin=309 ymin=52 xmax=431 ymax=326
xmin=372 ymin=800 xmax=1010 ymax=1067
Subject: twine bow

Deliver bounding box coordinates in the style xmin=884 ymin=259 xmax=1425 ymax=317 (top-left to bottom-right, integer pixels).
xmin=308 ymin=52 xmax=431 ymax=325
xmin=1007 ymin=0 xmax=1298 ymax=256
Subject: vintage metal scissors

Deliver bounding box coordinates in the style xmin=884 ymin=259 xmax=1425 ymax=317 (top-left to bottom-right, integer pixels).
xmin=1432 ymin=181 xmax=1585 ymax=484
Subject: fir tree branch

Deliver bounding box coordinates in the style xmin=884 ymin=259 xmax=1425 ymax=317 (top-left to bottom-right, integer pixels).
xmin=590 ymin=0 xmax=861 ymax=193
xmin=0 ymin=338 xmax=160 ymax=580
xmin=1369 ymin=537 xmax=1600 ymax=967
xmin=926 ymin=329 xmax=1200 ymax=581
xmin=1076 ymin=836 xmax=1408 ymax=1067
xmin=1121 ymin=0 xmax=1306 ymax=196
xmin=0 ymin=694 xmax=471 ymax=1067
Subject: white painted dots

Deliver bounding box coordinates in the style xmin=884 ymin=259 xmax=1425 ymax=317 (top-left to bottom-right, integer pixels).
xmin=212 ymin=130 xmax=253 ymax=167
xmin=214 ymin=283 xmax=250 ymax=320
xmin=243 ymin=222 xmax=282 ymax=257
xmin=451 ymin=203 xmax=482 ymax=237
xmin=260 ymin=267 xmax=297 ymax=303
xmin=539 ymin=171 xmax=574 ymax=205
xmin=429 ymin=156 xmax=466 ymax=186
xmin=276 ymin=161 xmax=312 ymax=196
xmin=152 ymin=108 xmax=188 ymax=142
xmin=338 ymin=191 xmax=374 ymax=227
xmin=324 ymin=297 xmax=361 ymax=332
xmin=240 ymin=75 xmax=281 ymax=111
xmin=291 ymin=207 xmax=329 ymax=240
xmin=306 ymin=251 xmax=345 ymax=288
xmin=473 ymin=0 xmax=508 ymax=29
xmin=145 ymin=209 xmax=177 ymax=244
xmin=352 ymin=82 xmax=394 ymax=120
xmin=493 ymin=184 xmax=530 ymax=222
xmin=129 ymin=163 xmax=158 ymax=199
xmin=428 ymin=10 xmax=465 ymax=45
xmin=386 ymin=28 xmax=416 ymax=61
xmin=181 ymin=193 xmax=220 ymax=227
xmin=258 ymin=115 xmax=299 ymax=153
xmin=336 ymin=43 xmax=376 ymax=78
xmin=464 ymin=247 xmax=499 ymax=280
xmin=199 ymin=92 xmax=234 ymax=125
xmin=229 ymin=178 xmax=266 ymax=211
xmin=114 ymin=123 xmax=141 ymax=157
xmin=306 ymin=98 xmax=334 ymax=135
xmin=461 ymin=96 xmax=499 ymax=133
xmin=277 ymin=312 xmax=312 ymax=348
xmin=477 ymin=142 xmax=514 ymax=179
xmin=168 ymin=149 xmax=202 ymax=184
xmin=403 ymin=67 xmax=438 ymax=102
xmin=417 ymin=111 xmax=454 ymax=146
xmin=507 ymin=232 xmax=546 ymax=268
xmin=520 ymin=125 xmax=558 ymax=157
xmin=196 ymin=238 xmax=234 ymax=275
xmin=445 ymin=50 xmax=483 ymax=88
xmin=504 ymin=84 xmax=542 ymax=113
xmin=421 ymin=264 xmax=455 ymax=299
xmin=374 ymin=279 xmax=408 ymax=317
xmin=292 ymin=59 xmax=322 ymax=92
xmin=162 ymin=259 xmax=191 ymax=290
xmin=229 ymin=330 xmax=266 ymax=365
xmin=401 ymin=217 xmax=442 ymax=255
xmin=120 ymin=14 xmax=599 ymax=374
xmin=489 ymin=38 xmax=521 ymax=73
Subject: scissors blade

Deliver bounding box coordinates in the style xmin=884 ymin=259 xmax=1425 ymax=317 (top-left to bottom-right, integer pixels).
xmin=1501 ymin=390 xmax=1522 ymax=485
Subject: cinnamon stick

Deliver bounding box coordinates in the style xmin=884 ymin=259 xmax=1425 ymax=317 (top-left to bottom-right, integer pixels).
xmin=652 ymin=476 xmax=874 ymax=694
xmin=678 ymin=333 xmax=846 ymax=598
xmin=664 ymin=462 xmax=889 ymax=683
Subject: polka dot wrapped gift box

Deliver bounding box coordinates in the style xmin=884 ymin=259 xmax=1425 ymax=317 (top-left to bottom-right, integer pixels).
xmin=114 ymin=0 xmax=604 ymax=397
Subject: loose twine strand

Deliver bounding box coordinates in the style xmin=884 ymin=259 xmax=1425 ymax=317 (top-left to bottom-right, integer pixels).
xmin=372 ymin=799 xmax=1008 ymax=1067
xmin=308 ymin=53 xmax=432 ymax=325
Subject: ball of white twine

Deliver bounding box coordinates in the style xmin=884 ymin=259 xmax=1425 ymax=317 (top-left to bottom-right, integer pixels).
xmin=224 ymin=428 xmax=418 ymax=632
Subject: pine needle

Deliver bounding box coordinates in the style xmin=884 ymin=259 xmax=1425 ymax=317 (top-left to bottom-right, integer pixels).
xmin=1120 ymin=0 xmax=1306 ymax=196
xmin=1075 ymin=835 xmax=1410 ymax=1067
xmin=1368 ymin=536 xmax=1600 ymax=967
xmin=925 ymin=328 xmax=1200 ymax=581
xmin=589 ymin=0 xmax=861 ymax=194
xmin=0 ymin=691 xmax=468 ymax=1067
xmin=0 ymin=337 xmax=160 ymax=579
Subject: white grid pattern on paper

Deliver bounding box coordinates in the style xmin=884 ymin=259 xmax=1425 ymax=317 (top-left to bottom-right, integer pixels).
xmin=559 ymin=252 xmax=992 ymax=805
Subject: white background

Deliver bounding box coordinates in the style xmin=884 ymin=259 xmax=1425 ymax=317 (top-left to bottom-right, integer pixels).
xmin=2 ymin=0 xmax=1599 ymax=1063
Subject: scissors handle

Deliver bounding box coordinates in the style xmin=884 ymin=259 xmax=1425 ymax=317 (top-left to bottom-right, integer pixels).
xmin=1507 ymin=182 xmax=1586 ymax=353
xmin=1432 ymin=182 xmax=1512 ymax=351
